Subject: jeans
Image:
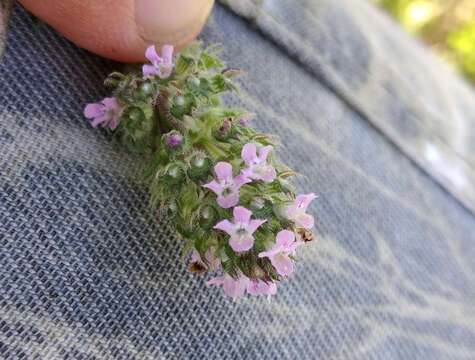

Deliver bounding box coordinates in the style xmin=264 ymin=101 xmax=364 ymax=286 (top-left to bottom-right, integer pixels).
xmin=1 ymin=1 xmax=475 ymax=359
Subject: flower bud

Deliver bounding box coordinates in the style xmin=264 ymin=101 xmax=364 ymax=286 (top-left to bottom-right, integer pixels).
xmin=175 ymin=95 xmax=185 ymax=106
xmin=188 ymin=155 xmax=212 ymax=180
xmin=129 ymin=107 xmax=145 ymax=123
xmin=164 ymin=162 xmax=185 ymax=185
xmin=249 ymin=197 xmax=273 ymax=218
xmin=140 ymin=82 xmax=155 ymax=95
xmin=167 ymin=134 xmax=182 ymax=148
xmin=199 ymin=205 xmax=218 ymax=230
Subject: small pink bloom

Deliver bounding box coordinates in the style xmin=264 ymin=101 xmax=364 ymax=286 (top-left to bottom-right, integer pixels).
xmin=238 ymin=118 xmax=250 ymax=126
xmin=142 ymin=44 xmax=174 ymax=78
xmin=214 ymin=206 xmax=266 ymax=252
xmin=206 ymin=274 xmax=249 ymax=298
xmin=259 ymin=230 xmax=304 ymax=276
xmin=167 ymin=134 xmax=182 ymax=147
xmin=241 ymin=143 xmax=276 ymax=182
xmin=84 ymin=97 xmax=121 ymax=130
xmin=247 ymin=279 xmax=277 ymax=296
xmin=287 ymin=193 xmax=317 ymax=229
xmin=203 ymin=162 xmax=251 ymax=208
xmin=191 ymin=247 xmax=221 ymax=270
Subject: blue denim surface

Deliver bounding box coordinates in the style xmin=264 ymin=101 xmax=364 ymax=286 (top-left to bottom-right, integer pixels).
xmin=1 ymin=1 xmax=475 ymax=359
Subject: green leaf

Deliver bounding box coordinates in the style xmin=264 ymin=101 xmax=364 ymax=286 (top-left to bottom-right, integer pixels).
xmin=201 ymin=52 xmax=224 ymax=70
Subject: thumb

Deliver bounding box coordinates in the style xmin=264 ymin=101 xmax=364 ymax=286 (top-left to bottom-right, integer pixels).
xmin=18 ymin=0 xmax=214 ymax=62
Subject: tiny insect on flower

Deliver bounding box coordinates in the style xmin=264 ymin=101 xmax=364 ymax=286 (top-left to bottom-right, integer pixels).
xmin=214 ymin=206 xmax=267 ymax=252
xmin=297 ymin=227 xmax=317 ymax=243
xmin=84 ymin=97 xmax=121 ymax=130
xmin=203 ymin=162 xmax=251 ymax=208
xmin=189 ymin=262 xmax=207 ymax=275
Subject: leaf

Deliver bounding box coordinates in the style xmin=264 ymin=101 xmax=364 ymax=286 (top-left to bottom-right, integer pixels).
xmin=201 ymin=52 xmax=224 ymax=69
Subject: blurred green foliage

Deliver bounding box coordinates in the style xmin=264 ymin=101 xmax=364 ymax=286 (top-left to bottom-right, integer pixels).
xmin=373 ymin=0 xmax=475 ymax=84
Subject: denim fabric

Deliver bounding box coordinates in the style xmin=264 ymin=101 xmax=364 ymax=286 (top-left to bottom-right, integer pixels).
xmin=1 ymin=1 xmax=475 ymax=359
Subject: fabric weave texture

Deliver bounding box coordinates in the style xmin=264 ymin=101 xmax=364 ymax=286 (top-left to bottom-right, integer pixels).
xmin=1 ymin=1 xmax=475 ymax=359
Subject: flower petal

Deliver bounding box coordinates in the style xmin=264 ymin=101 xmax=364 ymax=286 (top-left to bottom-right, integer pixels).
xmin=287 ymin=241 xmax=305 ymax=255
xmin=242 ymin=143 xmax=257 ymax=165
xmin=143 ymin=64 xmax=159 ymax=76
xmin=217 ymin=193 xmax=239 ymax=209
xmin=84 ymin=103 xmax=104 ymax=118
xmin=260 ymin=165 xmax=276 ymax=182
xmin=233 ymin=206 xmax=252 ymax=223
xmin=205 ymin=247 xmax=221 ymax=270
xmin=214 ymin=219 xmax=234 ymax=236
xmin=101 ymin=97 xmax=119 ymax=111
xmin=161 ymin=44 xmax=174 ymax=63
xmin=296 ymin=193 xmax=317 ymax=212
xmin=206 ymin=276 xmax=224 ymax=286
xmin=276 ymin=230 xmax=295 ymax=248
xmin=158 ymin=62 xmax=174 ymax=79
xmin=214 ymin=162 xmax=233 ymax=182
xmin=262 ymin=281 xmax=277 ymax=295
xmin=191 ymin=250 xmax=201 ymax=263
xmin=247 ymin=219 xmax=266 ymax=234
xmin=258 ymin=145 xmax=273 ymax=163
xmin=233 ymin=174 xmax=251 ymax=189
xmin=202 ymin=180 xmax=222 ymax=195
xmin=295 ymin=212 xmax=314 ymax=229
xmin=229 ymin=234 xmax=254 ymax=252
xmin=258 ymin=247 xmax=280 ymax=259
xmin=145 ymin=45 xmax=161 ymax=64
xmin=108 ymin=115 xmax=119 ymax=131
xmin=247 ymin=279 xmax=277 ymax=295
xmin=90 ymin=115 xmax=107 ymax=127
xmin=271 ymin=254 xmax=294 ymax=276
xmin=223 ymin=276 xmax=248 ymax=297
xmin=247 ymin=280 xmax=261 ymax=295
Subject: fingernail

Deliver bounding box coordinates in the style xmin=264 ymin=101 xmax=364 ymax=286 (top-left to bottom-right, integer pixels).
xmin=135 ymin=0 xmax=214 ymax=45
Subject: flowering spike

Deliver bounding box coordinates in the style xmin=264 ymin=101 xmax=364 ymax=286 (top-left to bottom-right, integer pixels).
xmin=84 ymin=42 xmax=318 ymax=299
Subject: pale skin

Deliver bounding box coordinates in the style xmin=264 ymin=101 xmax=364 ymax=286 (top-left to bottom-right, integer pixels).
xmin=18 ymin=0 xmax=215 ymax=62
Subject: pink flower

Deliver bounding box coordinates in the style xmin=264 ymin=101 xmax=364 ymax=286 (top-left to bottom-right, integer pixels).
xmin=206 ymin=274 xmax=249 ymax=298
xmin=287 ymin=193 xmax=317 ymax=229
xmin=84 ymin=97 xmax=121 ymax=130
xmin=238 ymin=118 xmax=250 ymax=126
xmin=167 ymin=134 xmax=182 ymax=147
xmin=241 ymin=143 xmax=276 ymax=182
xmin=247 ymin=279 xmax=277 ymax=296
xmin=203 ymin=162 xmax=251 ymax=208
xmin=214 ymin=206 xmax=266 ymax=252
xmin=191 ymin=247 xmax=221 ymax=270
xmin=142 ymin=44 xmax=174 ymax=78
xmin=259 ymin=230 xmax=304 ymax=276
